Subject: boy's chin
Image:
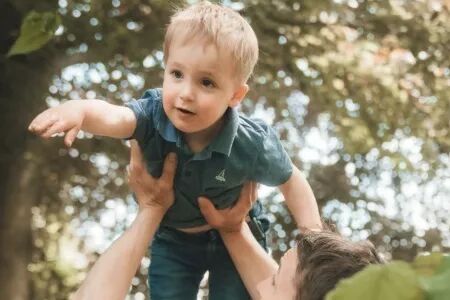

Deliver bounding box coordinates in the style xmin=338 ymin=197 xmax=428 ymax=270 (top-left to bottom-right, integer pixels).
xmin=177 ymin=124 xmax=216 ymax=136
xmin=169 ymin=116 xmax=221 ymax=136
xmin=171 ymin=121 xmax=198 ymax=134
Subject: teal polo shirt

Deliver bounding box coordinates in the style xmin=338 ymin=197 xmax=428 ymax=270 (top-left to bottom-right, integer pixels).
xmin=126 ymin=88 xmax=293 ymax=228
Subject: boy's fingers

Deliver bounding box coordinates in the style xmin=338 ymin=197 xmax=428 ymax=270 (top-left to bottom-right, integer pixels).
xmin=28 ymin=115 xmax=42 ymax=132
xmin=64 ymin=126 xmax=79 ymax=147
xmin=29 ymin=119 xmax=49 ymax=134
xmin=198 ymin=197 xmax=221 ymax=227
xmin=41 ymin=120 xmax=65 ymax=138
xmin=30 ymin=114 xmax=57 ymax=134
xmin=160 ymin=153 xmax=177 ymax=186
xmin=28 ymin=119 xmax=38 ymax=132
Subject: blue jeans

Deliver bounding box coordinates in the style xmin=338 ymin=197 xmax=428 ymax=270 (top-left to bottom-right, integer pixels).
xmin=148 ymin=222 xmax=267 ymax=300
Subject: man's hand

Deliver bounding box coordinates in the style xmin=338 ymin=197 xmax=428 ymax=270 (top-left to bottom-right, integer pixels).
xmin=198 ymin=182 xmax=257 ymax=232
xmin=28 ymin=101 xmax=85 ymax=147
xmin=127 ymin=140 xmax=177 ymax=212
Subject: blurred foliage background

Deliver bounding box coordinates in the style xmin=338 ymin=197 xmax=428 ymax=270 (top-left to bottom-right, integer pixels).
xmin=0 ymin=0 xmax=449 ymax=299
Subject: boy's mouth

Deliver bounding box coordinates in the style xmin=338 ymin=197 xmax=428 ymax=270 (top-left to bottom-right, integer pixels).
xmin=176 ymin=107 xmax=195 ymax=115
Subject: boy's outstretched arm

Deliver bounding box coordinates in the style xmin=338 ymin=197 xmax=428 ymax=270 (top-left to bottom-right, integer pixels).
xmin=28 ymin=100 xmax=136 ymax=147
xmin=279 ymin=165 xmax=322 ymax=230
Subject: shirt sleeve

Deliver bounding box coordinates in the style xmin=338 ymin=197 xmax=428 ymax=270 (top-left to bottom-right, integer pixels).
xmin=251 ymin=123 xmax=293 ymax=186
xmin=125 ymin=89 xmax=160 ymax=144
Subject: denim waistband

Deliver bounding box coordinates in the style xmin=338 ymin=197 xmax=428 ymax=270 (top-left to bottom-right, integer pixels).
xmin=158 ymin=226 xmax=221 ymax=243
xmin=159 ymin=216 xmax=267 ymax=243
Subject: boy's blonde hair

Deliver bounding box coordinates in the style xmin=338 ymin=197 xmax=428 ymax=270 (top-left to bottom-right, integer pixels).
xmin=163 ymin=1 xmax=258 ymax=83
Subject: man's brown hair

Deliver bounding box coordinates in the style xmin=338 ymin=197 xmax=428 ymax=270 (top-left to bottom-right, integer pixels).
xmin=296 ymin=230 xmax=383 ymax=300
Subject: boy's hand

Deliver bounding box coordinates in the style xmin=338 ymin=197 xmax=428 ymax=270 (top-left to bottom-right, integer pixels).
xmin=198 ymin=182 xmax=257 ymax=232
xmin=28 ymin=101 xmax=85 ymax=147
xmin=127 ymin=140 xmax=177 ymax=212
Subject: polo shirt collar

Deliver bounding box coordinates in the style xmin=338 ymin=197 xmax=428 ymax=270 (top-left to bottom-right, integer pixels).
xmin=156 ymin=111 xmax=183 ymax=146
xmin=156 ymin=106 xmax=239 ymax=157
xmin=209 ymin=107 xmax=239 ymax=156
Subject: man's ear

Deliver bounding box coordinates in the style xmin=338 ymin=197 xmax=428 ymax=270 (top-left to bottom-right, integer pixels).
xmin=229 ymin=84 xmax=249 ymax=108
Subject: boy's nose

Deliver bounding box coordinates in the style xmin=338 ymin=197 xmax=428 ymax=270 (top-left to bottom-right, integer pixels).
xmin=180 ymin=83 xmax=195 ymax=102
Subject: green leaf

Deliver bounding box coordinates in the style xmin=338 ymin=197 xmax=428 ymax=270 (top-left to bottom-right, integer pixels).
xmin=7 ymin=11 xmax=61 ymax=57
xmin=412 ymin=253 xmax=445 ymax=277
xmin=436 ymin=256 xmax=450 ymax=274
xmin=419 ymin=255 xmax=450 ymax=300
xmin=326 ymin=262 xmax=423 ymax=300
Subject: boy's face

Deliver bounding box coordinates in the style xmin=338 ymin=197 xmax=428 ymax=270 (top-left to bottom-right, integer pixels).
xmin=162 ymin=35 xmax=247 ymax=137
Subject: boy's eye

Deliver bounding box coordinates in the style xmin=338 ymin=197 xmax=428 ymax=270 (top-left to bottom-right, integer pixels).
xmin=171 ymin=70 xmax=183 ymax=79
xmin=201 ymin=78 xmax=215 ymax=88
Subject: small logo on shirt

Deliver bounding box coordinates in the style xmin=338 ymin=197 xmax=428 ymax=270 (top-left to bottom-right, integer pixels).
xmin=215 ymin=169 xmax=226 ymax=182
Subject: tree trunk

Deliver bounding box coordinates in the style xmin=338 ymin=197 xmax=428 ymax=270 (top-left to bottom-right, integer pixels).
xmin=0 ymin=59 xmax=55 ymax=300
xmin=0 ymin=154 xmax=40 ymax=300
xmin=0 ymin=2 xmax=56 ymax=296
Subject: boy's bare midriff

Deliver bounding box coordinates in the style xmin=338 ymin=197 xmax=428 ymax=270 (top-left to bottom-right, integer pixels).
xmin=177 ymin=224 xmax=213 ymax=233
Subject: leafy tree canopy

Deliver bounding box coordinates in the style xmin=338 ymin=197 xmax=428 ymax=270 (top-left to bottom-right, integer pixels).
xmin=1 ymin=0 xmax=449 ymax=299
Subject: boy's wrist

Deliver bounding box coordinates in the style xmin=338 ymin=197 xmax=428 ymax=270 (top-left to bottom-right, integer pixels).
xmin=74 ymin=100 xmax=87 ymax=124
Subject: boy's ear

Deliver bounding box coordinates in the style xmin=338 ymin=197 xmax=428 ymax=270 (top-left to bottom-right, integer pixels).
xmin=229 ymin=84 xmax=249 ymax=108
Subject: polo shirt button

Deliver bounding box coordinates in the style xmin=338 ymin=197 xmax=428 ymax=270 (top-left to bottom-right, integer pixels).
xmin=184 ymin=170 xmax=192 ymax=177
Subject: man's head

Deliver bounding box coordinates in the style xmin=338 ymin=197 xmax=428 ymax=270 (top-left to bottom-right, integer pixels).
xmin=257 ymin=230 xmax=382 ymax=300
xmin=295 ymin=230 xmax=383 ymax=300
xmin=161 ymin=1 xmax=258 ymax=136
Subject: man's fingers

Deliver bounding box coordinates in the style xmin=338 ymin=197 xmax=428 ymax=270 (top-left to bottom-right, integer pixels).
xmin=159 ymin=152 xmax=177 ymax=186
xmin=248 ymin=182 xmax=258 ymax=205
xmin=251 ymin=182 xmax=258 ymax=205
xmin=198 ymin=197 xmax=221 ymax=227
xmin=126 ymin=165 xmax=130 ymax=177
xmin=64 ymin=126 xmax=79 ymax=147
xmin=129 ymin=140 xmax=143 ymax=165
xmin=129 ymin=141 xmax=146 ymax=177
xmin=233 ymin=181 xmax=256 ymax=213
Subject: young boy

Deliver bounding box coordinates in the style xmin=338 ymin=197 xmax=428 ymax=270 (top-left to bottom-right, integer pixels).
xmin=29 ymin=2 xmax=321 ymax=299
